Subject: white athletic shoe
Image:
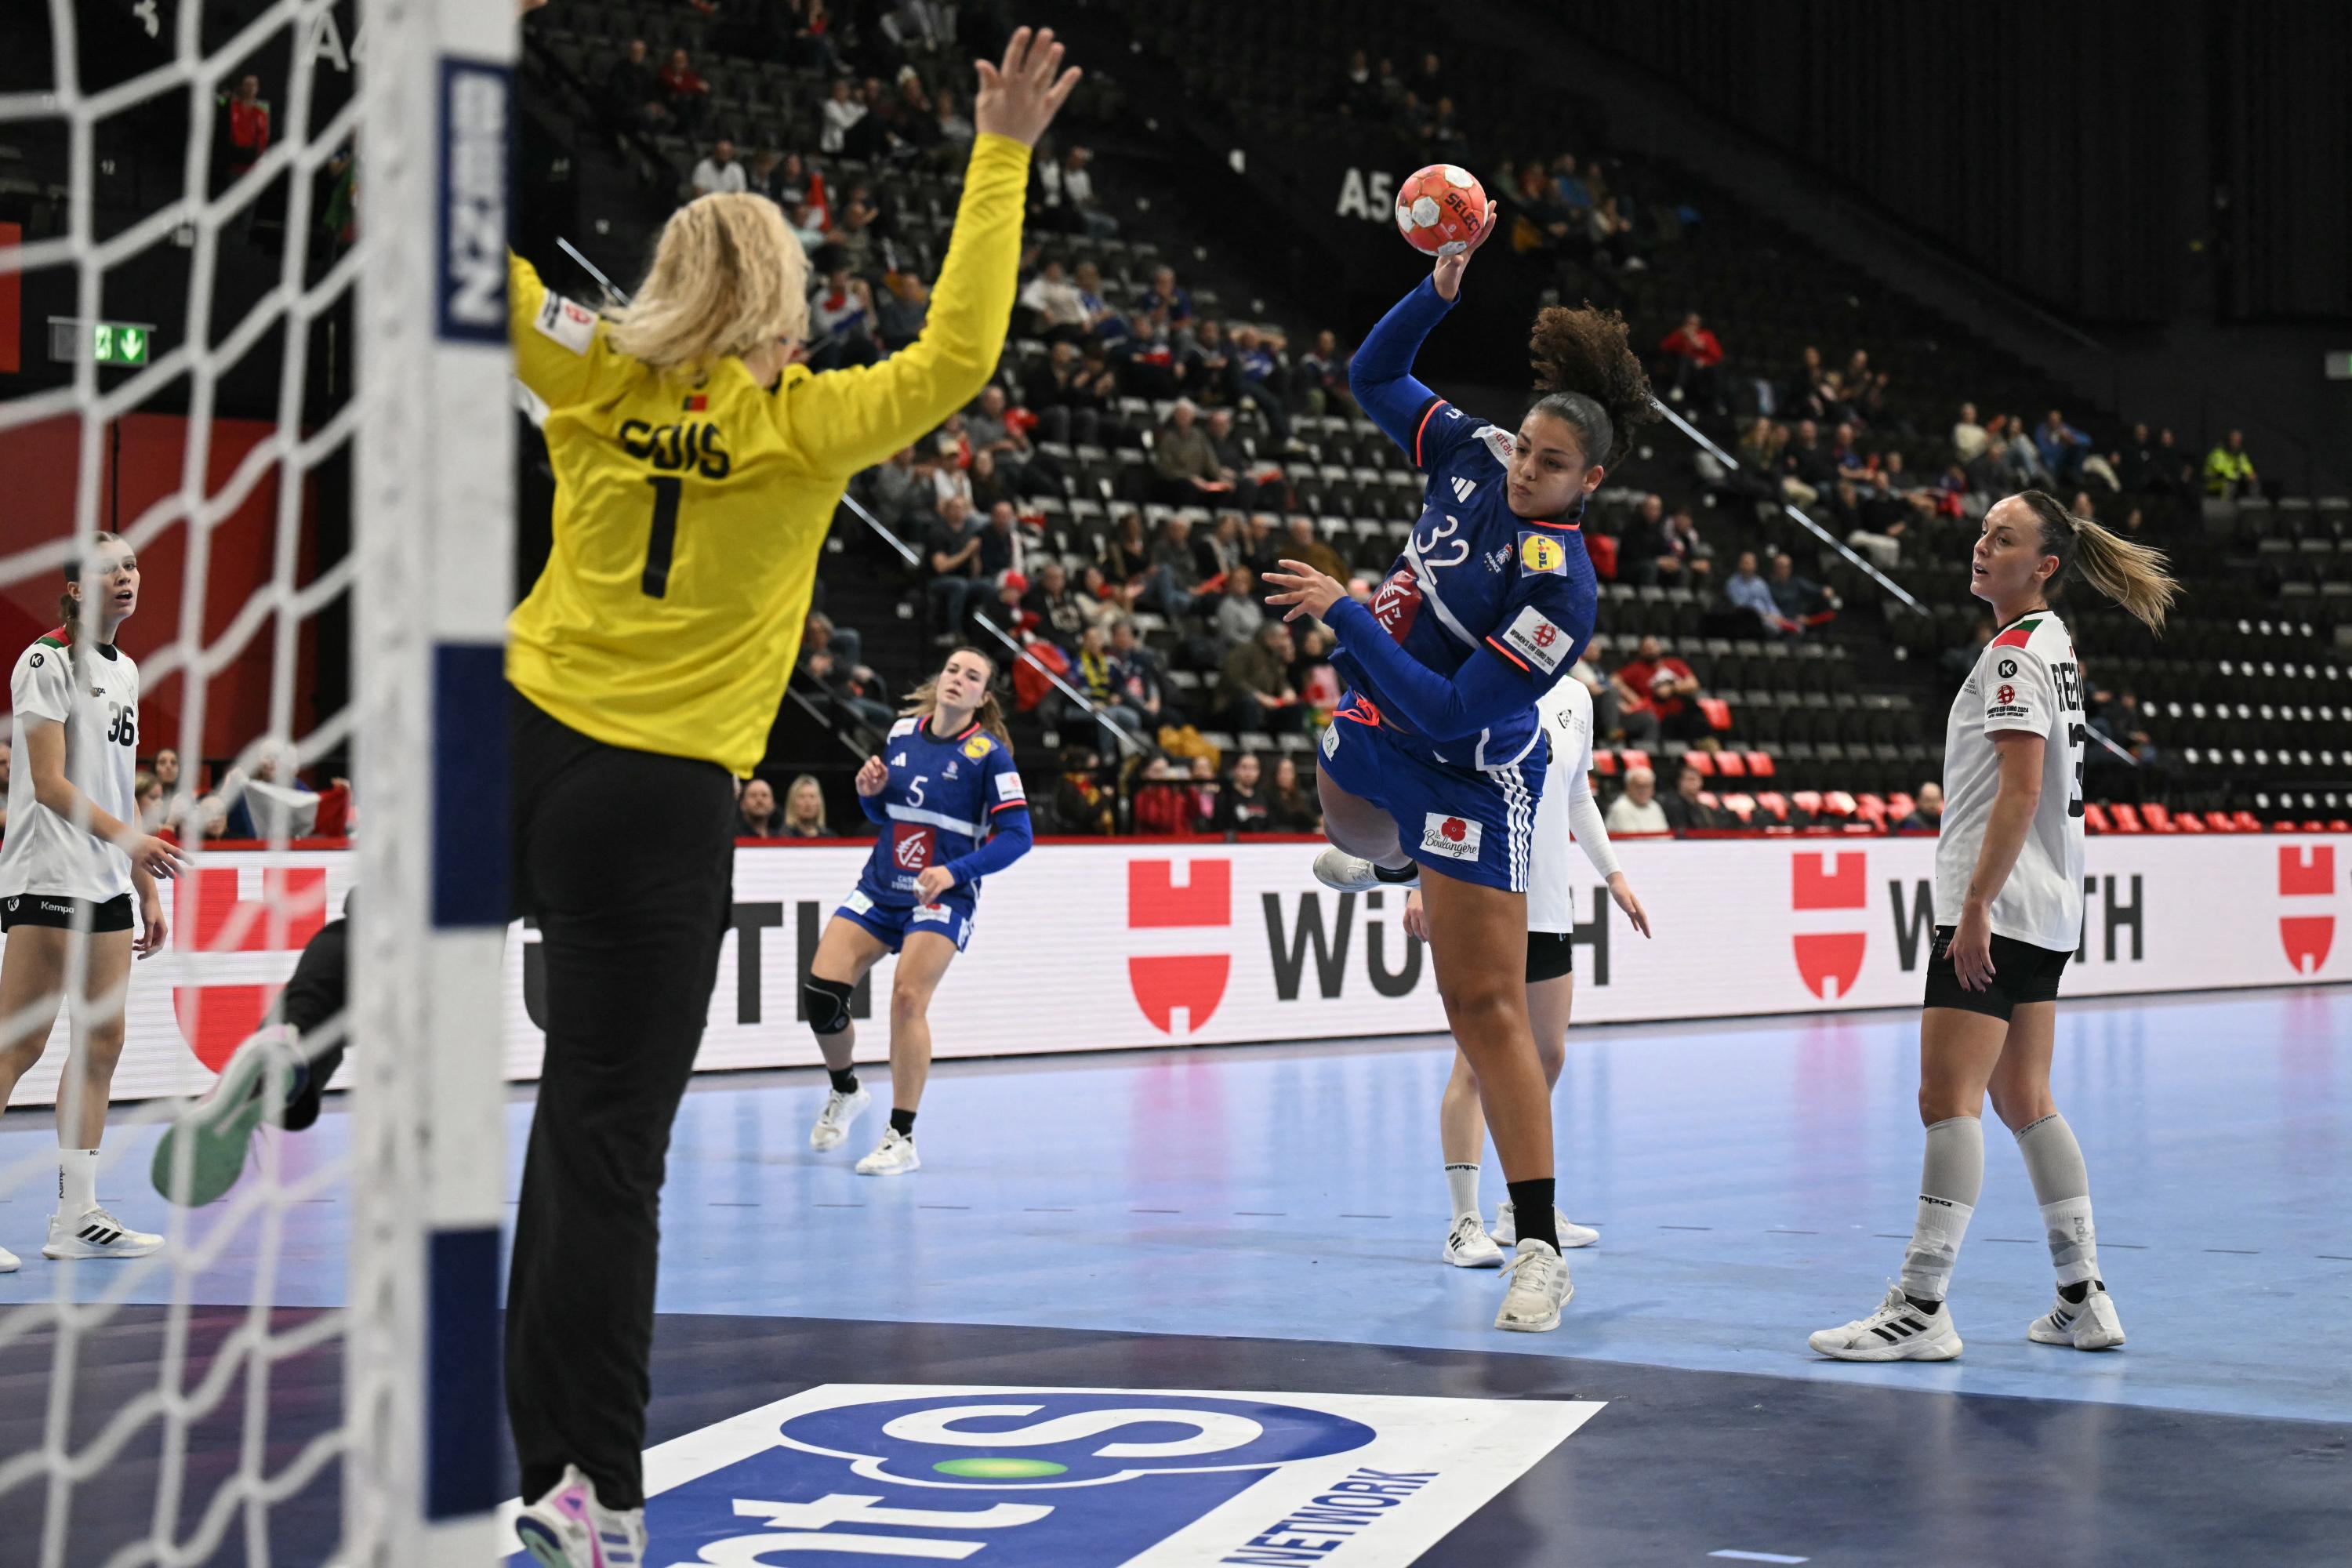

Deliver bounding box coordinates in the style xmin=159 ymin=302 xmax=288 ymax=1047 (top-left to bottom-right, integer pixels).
xmin=0 ymin=1243 xmax=18 ymax=1273
xmin=514 ymin=1463 xmax=645 ymax=1568
xmin=1311 ymin=848 xmax=1416 ymax=892
xmin=1494 ymin=1238 xmax=1572 ymax=1332
xmin=808 ymin=1085 xmax=872 ymax=1152
xmin=1808 ymin=1284 xmax=1962 ymax=1362
xmin=43 ymin=1207 xmax=162 ymax=1261
xmin=2028 ymin=1287 xmax=2125 ymax=1351
xmin=1443 ymin=1213 xmax=1504 ymax=1268
xmin=1491 ymin=1200 xmax=1599 ymax=1250
xmin=855 ymin=1127 xmax=921 ymax=1177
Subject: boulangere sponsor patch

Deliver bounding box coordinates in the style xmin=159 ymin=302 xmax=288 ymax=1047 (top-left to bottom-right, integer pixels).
xmin=1500 ymin=604 xmax=1571 ymax=673
xmin=534 ymin=292 xmax=597 ymax=356
xmin=1421 ymin=813 xmax=1483 ymax=861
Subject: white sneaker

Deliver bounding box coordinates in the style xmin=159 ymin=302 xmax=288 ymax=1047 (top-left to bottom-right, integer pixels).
xmin=1443 ymin=1213 xmax=1504 ymax=1268
xmin=43 ymin=1207 xmax=162 ymax=1261
xmin=1494 ymin=1238 xmax=1571 ymax=1332
xmin=514 ymin=1463 xmax=645 ymax=1567
xmin=808 ymin=1085 xmax=872 ymax=1152
xmin=0 ymin=1243 xmax=17 ymax=1274
xmin=855 ymin=1127 xmax=921 ymax=1176
xmin=1492 ymin=1200 xmax=1599 ymax=1250
xmin=2028 ymin=1287 xmax=2125 ymax=1351
xmin=1312 ymin=848 xmax=1416 ymax=892
xmin=1808 ymin=1283 xmax=1962 ymax=1362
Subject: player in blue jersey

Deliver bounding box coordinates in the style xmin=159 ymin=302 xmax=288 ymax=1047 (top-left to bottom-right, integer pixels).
xmin=803 ymin=647 xmax=1034 ymax=1174
xmin=1265 ymin=205 xmax=1656 ymax=1333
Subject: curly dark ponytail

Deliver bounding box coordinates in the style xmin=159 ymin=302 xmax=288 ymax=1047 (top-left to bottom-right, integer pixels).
xmin=1527 ymin=303 xmax=1657 ymax=471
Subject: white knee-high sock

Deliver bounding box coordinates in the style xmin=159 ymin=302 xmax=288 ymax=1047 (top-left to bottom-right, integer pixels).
xmin=1899 ymin=1116 xmax=1984 ymax=1305
xmin=2015 ymin=1112 xmax=2100 ymax=1288
xmin=1444 ymin=1163 xmax=1481 ymax=1221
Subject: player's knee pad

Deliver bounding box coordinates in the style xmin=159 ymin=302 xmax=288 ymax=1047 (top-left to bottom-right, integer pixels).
xmin=803 ymin=976 xmax=856 ymax=1036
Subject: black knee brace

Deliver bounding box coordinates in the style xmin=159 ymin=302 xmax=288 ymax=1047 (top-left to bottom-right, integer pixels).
xmin=804 ymin=976 xmax=856 ymax=1036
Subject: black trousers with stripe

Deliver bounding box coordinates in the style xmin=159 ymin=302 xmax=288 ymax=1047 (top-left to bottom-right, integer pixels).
xmin=503 ymin=693 xmax=738 ymax=1508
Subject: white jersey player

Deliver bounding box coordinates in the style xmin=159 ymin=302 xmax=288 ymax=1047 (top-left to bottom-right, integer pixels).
xmin=1813 ymin=491 xmax=2177 ymax=1363
xmin=1408 ymin=670 xmax=1652 ymax=1268
xmin=0 ymin=534 xmax=187 ymax=1272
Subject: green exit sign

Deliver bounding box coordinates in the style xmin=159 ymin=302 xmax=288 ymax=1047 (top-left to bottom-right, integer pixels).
xmin=46 ymin=317 xmax=158 ymax=367
xmin=93 ymin=321 xmax=152 ymax=365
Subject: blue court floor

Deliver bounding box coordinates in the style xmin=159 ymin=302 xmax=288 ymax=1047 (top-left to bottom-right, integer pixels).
xmin=3 ymin=985 xmax=2348 ymax=1564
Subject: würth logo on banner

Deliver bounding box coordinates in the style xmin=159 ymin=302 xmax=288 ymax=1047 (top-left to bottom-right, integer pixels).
xmin=1127 ymin=859 xmax=1232 ymax=1035
xmin=2278 ymin=844 xmax=2336 ymax=975
xmin=172 ymin=867 xmax=331 ymax=1072
xmin=1791 ymin=851 xmax=1867 ymax=1000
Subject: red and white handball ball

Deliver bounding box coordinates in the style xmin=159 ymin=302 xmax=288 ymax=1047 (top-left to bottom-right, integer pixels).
xmin=1393 ymin=164 xmax=1489 ymax=256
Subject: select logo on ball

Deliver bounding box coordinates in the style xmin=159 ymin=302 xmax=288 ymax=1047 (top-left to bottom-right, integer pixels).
xmin=1393 ymin=164 xmax=1489 ymax=256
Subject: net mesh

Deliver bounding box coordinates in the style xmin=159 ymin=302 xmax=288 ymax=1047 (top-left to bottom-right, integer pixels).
xmin=0 ymin=2 xmax=394 ymax=1562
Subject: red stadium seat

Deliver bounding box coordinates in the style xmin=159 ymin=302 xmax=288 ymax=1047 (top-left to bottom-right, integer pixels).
xmin=1792 ymin=789 xmax=1824 ymax=818
xmin=1684 ymin=750 xmax=1717 ymax=777
xmin=1744 ymin=751 xmax=1775 ymax=779
xmin=1753 ymin=791 xmax=1791 ymax=822
xmin=2174 ymin=812 xmax=2207 ymax=833
xmin=1591 ymin=750 xmax=1618 ymax=777
xmin=2110 ymin=804 xmax=2146 ymax=833
xmin=1621 ymin=749 xmax=1652 ymax=775
xmin=1886 ymin=791 xmax=1915 ymax=822
xmin=1586 ymin=532 xmax=1619 ymax=580
xmin=2331 ymin=819 xmax=2350 ymax=833
xmin=1820 ymin=790 xmax=1857 ymax=819
xmin=2143 ymin=803 xmax=2180 ymax=833
xmin=2233 ymin=811 xmax=2263 ymax=831
xmin=1715 ymin=751 xmax=1748 ymax=779
xmin=2205 ymin=811 xmax=2235 ymax=832
xmin=1697 ymin=790 xmax=1722 ymax=810
xmin=1721 ymin=793 xmax=1757 ymax=823
xmin=2083 ymin=803 xmax=2113 ymax=833
xmin=2272 ymin=820 xmax=2299 ymax=833
xmin=2303 ymin=819 xmax=2326 ymax=832
xmin=1697 ymin=695 xmax=1734 ymax=731
xmin=1853 ymin=793 xmax=1889 ymax=831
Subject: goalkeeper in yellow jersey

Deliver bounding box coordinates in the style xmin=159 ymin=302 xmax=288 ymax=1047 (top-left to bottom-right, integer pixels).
xmin=503 ymin=20 xmax=1080 ymax=1566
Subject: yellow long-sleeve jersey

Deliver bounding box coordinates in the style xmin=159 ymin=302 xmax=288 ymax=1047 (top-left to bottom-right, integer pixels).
xmin=506 ymin=133 xmax=1032 ymax=776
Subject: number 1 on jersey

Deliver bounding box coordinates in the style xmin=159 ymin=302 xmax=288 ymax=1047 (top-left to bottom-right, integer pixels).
xmin=641 ymin=476 xmax=682 ymax=598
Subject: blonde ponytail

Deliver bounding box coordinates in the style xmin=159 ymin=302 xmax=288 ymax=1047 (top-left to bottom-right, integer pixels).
xmin=2015 ymin=490 xmax=2180 ymax=636
xmin=605 ymin=193 xmax=809 ymax=379
xmin=2071 ymin=517 xmax=2180 ymax=635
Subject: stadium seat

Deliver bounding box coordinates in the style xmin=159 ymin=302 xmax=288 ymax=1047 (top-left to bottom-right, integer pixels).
xmin=2175 ymin=811 xmax=2207 ymax=833
xmin=1714 ymin=750 xmax=1748 ymax=779
xmin=2143 ymin=803 xmax=2180 ymax=833
xmin=1720 ymin=793 xmax=1757 ymax=824
xmin=2110 ymin=804 xmax=2147 ymax=833
xmin=1684 ymin=750 xmax=1717 ymax=778
xmin=2204 ymin=811 xmax=2234 ymax=831
xmin=1620 ymin=749 xmax=1652 ymax=775
xmin=1791 ymin=790 xmax=1824 ymax=818
xmin=1853 ymin=793 xmax=1889 ymax=831
xmin=1591 ymin=750 xmax=1619 ymax=778
xmin=1753 ymin=792 xmax=1791 ymax=823
xmin=1697 ymin=695 xmax=1734 ymax=731
xmin=2082 ymin=803 xmax=2113 ymax=833
xmin=2233 ymin=811 xmax=2264 ymax=831
xmin=1744 ymin=751 xmax=1775 ymax=778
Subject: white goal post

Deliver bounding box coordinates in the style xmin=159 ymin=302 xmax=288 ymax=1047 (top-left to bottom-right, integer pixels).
xmin=0 ymin=2 xmax=515 ymax=1563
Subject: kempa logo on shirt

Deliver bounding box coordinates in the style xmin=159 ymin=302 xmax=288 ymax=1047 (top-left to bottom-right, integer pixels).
xmin=1997 ymin=657 xmax=2020 ymax=680
xmin=1420 ymin=814 xmax=1482 ymax=861
xmin=1450 ymin=476 xmax=1478 ymax=502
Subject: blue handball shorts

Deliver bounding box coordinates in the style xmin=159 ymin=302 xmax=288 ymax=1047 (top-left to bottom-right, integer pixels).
xmin=1316 ymin=695 xmax=1548 ymax=893
xmin=836 ymin=882 xmax=978 ymax=953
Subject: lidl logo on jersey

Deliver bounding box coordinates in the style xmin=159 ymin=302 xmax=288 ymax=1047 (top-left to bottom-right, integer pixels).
xmin=436 ymin=59 xmax=511 ymax=343
xmin=540 ymin=1385 xmax=1599 ymax=1567
xmin=1516 ymin=532 xmax=1567 ymax=575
